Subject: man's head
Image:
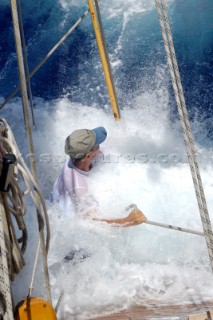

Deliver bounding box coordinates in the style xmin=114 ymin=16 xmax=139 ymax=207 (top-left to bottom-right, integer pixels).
xmin=65 ymin=127 xmax=107 ymax=161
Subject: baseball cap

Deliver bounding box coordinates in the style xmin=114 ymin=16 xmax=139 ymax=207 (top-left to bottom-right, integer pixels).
xmin=65 ymin=127 xmax=107 ymax=159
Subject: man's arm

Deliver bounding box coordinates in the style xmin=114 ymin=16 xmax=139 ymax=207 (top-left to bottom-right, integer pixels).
xmin=91 ymin=209 xmax=147 ymax=227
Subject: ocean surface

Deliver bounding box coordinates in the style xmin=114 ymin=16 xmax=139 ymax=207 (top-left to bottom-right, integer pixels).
xmin=0 ymin=0 xmax=213 ymax=319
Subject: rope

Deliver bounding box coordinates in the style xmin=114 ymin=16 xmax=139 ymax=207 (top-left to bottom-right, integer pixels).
xmin=1 ymin=119 xmax=52 ymax=299
xmin=155 ymin=0 xmax=213 ymax=271
xmin=0 ymin=7 xmax=91 ymax=110
xmin=0 ymin=118 xmax=51 ymax=281
xmin=127 ymin=205 xmax=204 ymax=237
xmin=0 ymin=202 xmax=14 ymax=320
xmin=145 ymin=220 xmax=204 ymax=237
xmin=17 ymin=0 xmax=35 ymax=127
xmin=28 ymin=239 xmax=40 ymax=298
xmin=10 ymin=0 xmax=36 ymax=178
xmin=10 ymin=0 xmax=52 ymax=302
xmin=55 ymin=290 xmax=64 ymax=314
xmin=0 ymin=119 xmax=50 ymax=249
xmin=0 ymin=132 xmax=26 ymax=280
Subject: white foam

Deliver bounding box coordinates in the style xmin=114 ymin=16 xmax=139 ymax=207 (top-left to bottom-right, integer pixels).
xmin=4 ymin=86 xmax=212 ymax=319
xmin=0 ymin=0 xmax=211 ymax=317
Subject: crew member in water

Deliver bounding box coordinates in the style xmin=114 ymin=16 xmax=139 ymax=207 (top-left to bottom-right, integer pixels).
xmin=53 ymin=127 xmax=147 ymax=226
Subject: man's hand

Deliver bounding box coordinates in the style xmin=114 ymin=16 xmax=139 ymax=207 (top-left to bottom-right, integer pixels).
xmin=90 ymin=206 xmax=147 ymax=227
xmin=126 ymin=209 xmax=147 ymax=225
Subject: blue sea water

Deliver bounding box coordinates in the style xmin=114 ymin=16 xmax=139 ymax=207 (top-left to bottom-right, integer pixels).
xmin=0 ymin=0 xmax=212 ymax=131
xmin=1 ymin=1 xmax=213 ymax=319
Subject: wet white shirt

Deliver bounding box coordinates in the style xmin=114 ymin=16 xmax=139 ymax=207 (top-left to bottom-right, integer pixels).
xmin=53 ymin=159 xmax=97 ymax=217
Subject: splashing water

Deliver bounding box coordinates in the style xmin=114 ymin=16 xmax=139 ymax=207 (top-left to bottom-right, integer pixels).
xmin=0 ymin=0 xmax=212 ymax=319
xmin=7 ymin=90 xmax=213 ymax=319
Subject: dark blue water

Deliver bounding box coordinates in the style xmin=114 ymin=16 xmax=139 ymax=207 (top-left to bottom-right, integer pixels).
xmin=3 ymin=2 xmax=213 ymax=314
xmin=0 ymin=0 xmax=212 ymax=139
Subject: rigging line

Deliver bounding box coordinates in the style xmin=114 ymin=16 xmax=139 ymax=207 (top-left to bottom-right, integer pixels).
xmin=127 ymin=205 xmax=204 ymax=237
xmin=10 ymin=0 xmax=36 ymax=177
xmin=0 ymin=5 xmax=92 ymax=110
xmin=28 ymin=239 xmax=40 ymax=298
xmin=10 ymin=0 xmax=52 ymax=303
xmin=17 ymin=0 xmax=35 ymax=127
xmin=155 ymin=0 xmax=213 ymax=271
xmin=145 ymin=220 xmax=204 ymax=237
xmin=155 ymin=0 xmax=208 ymax=221
xmin=55 ymin=290 xmax=65 ymax=314
xmin=160 ymin=0 xmax=212 ymax=237
xmin=158 ymin=0 xmax=213 ymax=244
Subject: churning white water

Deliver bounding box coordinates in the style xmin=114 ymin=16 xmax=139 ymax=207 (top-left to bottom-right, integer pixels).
xmin=4 ymin=77 xmax=213 ymax=319
xmin=1 ymin=0 xmax=212 ymax=317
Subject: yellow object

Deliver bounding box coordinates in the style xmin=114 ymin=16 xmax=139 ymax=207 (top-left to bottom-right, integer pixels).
xmin=15 ymin=297 xmax=57 ymax=320
xmin=88 ymin=0 xmax=120 ymax=120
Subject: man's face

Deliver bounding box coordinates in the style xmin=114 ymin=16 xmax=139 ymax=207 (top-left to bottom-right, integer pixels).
xmin=90 ymin=145 xmax=100 ymax=160
xmin=82 ymin=145 xmax=101 ymax=171
xmin=84 ymin=145 xmax=100 ymax=170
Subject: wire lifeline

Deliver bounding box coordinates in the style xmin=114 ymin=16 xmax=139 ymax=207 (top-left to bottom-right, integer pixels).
xmin=10 ymin=0 xmax=52 ymax=303
xmin=88 ymin=0 xmax=121 ymax=120
xmin=155 ymin=0 xmax=213 ymax=271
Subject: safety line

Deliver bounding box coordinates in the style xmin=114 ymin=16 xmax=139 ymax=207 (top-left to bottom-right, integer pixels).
xmin=155 ymin=0 xmax=213 ymax=272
